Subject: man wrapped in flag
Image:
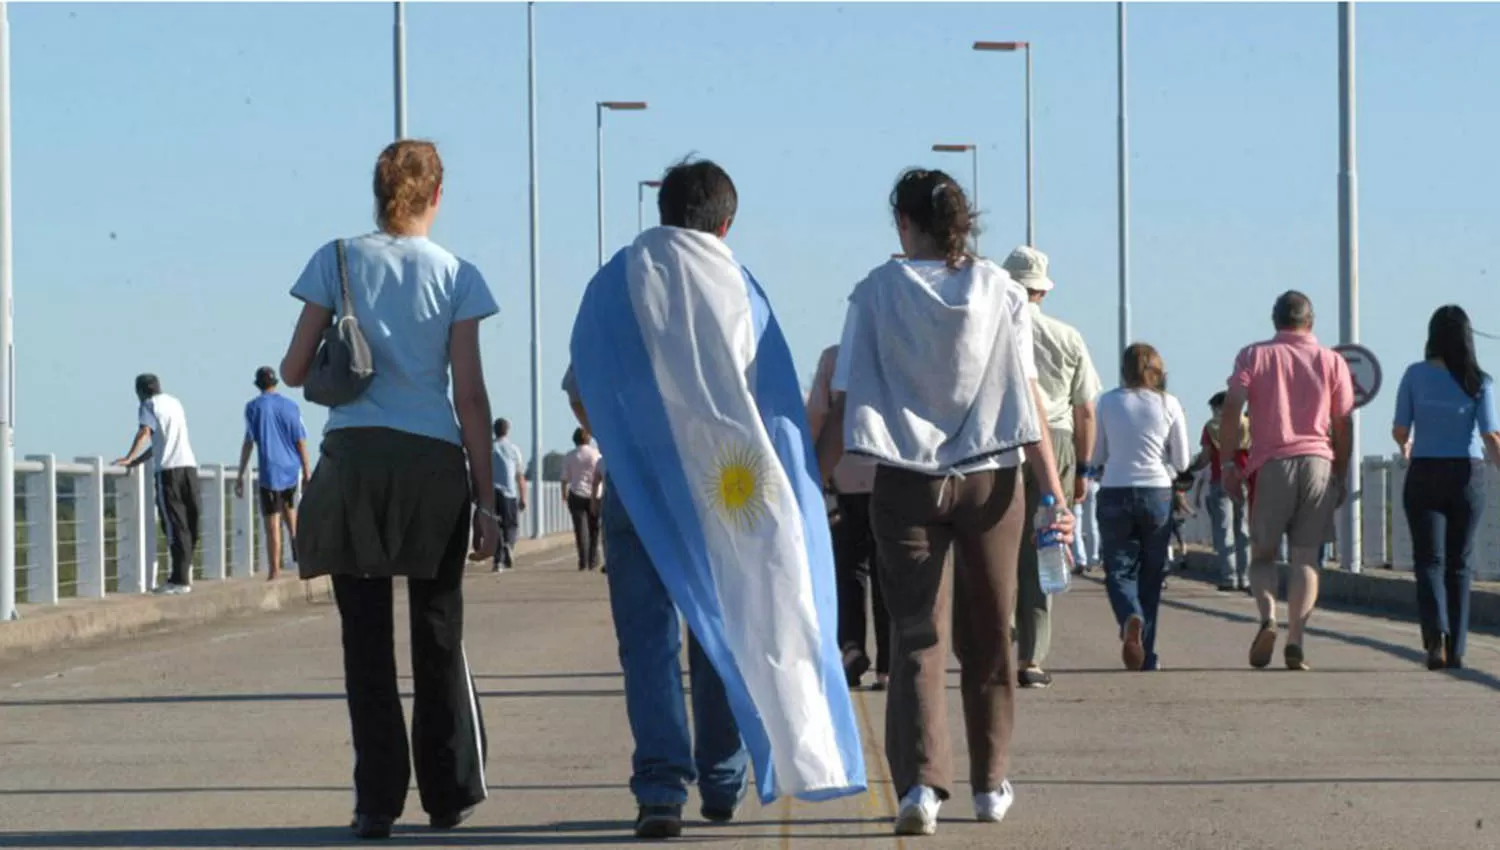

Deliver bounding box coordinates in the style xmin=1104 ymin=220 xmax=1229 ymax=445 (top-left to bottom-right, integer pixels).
xmin=563 ymin=159 xmax=866 ymax=839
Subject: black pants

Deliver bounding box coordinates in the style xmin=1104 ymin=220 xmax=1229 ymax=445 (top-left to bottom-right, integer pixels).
xmin=1404 ymin=458 xmax=1487 ymax=660
xmin=833 ymin=493 xmax=889 ymax=674
xmin=492 ymin=490 xmax=520 ymax=568
xmin=568 ymin=492 xmax=601 ymax=570
xmin=332 ymin=523 xmax=488 ymax=819
xmin=156 ymin=467 xmax=201 ymax=587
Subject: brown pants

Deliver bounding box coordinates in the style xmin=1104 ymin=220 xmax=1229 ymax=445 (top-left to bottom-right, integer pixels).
xmin=871 ymin=464 xmax=1025 ymax=800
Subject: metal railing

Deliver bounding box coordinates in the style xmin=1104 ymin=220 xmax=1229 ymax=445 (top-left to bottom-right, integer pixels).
xmin=1180 ymin=453 xmax=1500 ymax=581
xmin=8 ymin=456 xmax=574 ymax=612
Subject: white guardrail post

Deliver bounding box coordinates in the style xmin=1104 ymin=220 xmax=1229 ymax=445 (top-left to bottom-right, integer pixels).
xmin=22 ymin=454 xmax=56 ymax=605
xmin=74 ymin=456 xmax=106 ymax=598
xmin=230 ymin=469 xmax=255 ymax=579
xmin=115 ymin=464 xmax=150 ymax=594
xmin=201 ymin=464 xmax=226 ymax=581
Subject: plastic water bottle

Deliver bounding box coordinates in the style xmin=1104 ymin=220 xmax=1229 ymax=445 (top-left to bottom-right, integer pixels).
xmin=1037 ymin=494 xmax=1072 ymax=595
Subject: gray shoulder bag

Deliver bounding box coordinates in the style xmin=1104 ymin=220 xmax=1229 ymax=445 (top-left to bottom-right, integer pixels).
xmin=302 ymin=239 xmax=375 ymax=407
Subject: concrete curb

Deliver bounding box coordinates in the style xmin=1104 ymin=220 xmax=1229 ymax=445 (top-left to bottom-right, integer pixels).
xmin=0 ymin=534 xmax=571 ymax=662
xmin=1181 ymin=549 xmax=1500 ymax=633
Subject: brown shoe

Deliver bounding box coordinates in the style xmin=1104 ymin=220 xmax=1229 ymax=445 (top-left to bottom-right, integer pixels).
xmin=1121 ymin=615 xmax=1146 ymax=671
xmin=1249 ymin=620 xmax=1277 ymax=669
xmin=1426 ymin=640 xmax=1447 ymax=671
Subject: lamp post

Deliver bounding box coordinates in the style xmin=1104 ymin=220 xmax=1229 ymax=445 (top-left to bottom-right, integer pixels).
xmin=526 ymin=1 xmax=542 ymax=539
xmin=1117 ymin=3 xmax=1131 ymax=360
xmin=596 ymin=101 xmax=648 ymax=267
xmin=393 ymin=2 xmax=407 ymax=139
xmin=1337 ymin=1 xmax=1361 ymax=573
xmin=932 ymin=143 xmax=979 ymax=254
xmin=0 ymin=1 xmax=14 ymax=620
xmin=973 ymin=40 xmax=1034 ymax=247
xmin=637 ymin=179 xmax=662 ymax=233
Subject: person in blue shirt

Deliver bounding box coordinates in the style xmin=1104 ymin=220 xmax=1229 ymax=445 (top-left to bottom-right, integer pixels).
xmin=235 ymin=367 xmax=311 ymax=581
xmin=490 ymin=417 xmax=528 ymax=571
xmin=1392 ymin=305 xmax=1500 ymax=671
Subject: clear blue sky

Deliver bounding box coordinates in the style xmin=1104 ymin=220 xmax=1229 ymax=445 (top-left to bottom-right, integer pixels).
xmin=11 ymin=2 xmax=1500 ymax=466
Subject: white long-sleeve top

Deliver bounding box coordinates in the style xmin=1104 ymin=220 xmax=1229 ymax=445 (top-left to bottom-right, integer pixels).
xmin=1093 ymin=387 xmax=1191 ymax=489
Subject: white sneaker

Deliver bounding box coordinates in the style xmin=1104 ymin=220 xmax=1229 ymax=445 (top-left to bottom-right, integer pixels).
xmin=165 ymin=583 xmax=192 ymax=595
xmin=895 ymin=785 xmax=940 ymax=836
xmin=974 ymin=780 xmax=1015 ymax=823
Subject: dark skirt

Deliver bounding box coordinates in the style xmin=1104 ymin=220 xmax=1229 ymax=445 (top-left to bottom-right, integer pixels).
xmin=296 ymin=427 xmax=471 ymax=581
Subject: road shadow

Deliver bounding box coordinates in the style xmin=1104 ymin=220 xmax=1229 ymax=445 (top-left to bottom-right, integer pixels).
xmin=0 ymin=688 xmax=627 ymax=708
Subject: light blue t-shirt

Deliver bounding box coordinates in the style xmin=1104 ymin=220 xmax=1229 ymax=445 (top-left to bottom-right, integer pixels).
xmin=492 ymin=438 xmax=524 ymax=498
xmin=1393 ymin=361 xmax=1499 ymax=460
xmin=290 ymin=233 xmax=499 ymax=446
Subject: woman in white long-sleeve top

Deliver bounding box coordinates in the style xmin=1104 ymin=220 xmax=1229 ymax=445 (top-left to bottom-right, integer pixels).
xmin=1088 ymin=343 xmax=1191 ymax=671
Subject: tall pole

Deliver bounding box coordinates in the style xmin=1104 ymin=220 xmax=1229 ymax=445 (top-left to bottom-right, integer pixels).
xmin=393 ymin=2 xmax=407 ymax=139
xmin=1338 ymin=1 xmax=1361 ymax=573
xmin=595 ymin=104 xmax=605 ymax=268
xmin=971 ymin=146 xmax=981 ymax=256
xmin=1024 ymin=44 xmax=1035 ymax=247
xmin=1117 ymin=2 xmax=1131 ymax=357
xmin=0 ymin=1 xmax=14 ymax=621
xmin=637 ymin=181 xmax=644 ymax=234
xmin=527 ymin=2 xmax=543 ymax=540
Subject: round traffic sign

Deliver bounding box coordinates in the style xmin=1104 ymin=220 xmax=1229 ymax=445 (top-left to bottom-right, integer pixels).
xmin=1333 ymin=343 xmax=1382 ymax=410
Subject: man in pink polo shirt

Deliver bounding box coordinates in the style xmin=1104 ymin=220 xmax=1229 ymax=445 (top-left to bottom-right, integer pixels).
xmin=1219 ymin=291 xmax=1354 ymax=672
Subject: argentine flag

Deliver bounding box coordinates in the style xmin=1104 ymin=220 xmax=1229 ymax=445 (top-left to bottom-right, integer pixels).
xmin=569 ymin=227 xmax=866 ymax=804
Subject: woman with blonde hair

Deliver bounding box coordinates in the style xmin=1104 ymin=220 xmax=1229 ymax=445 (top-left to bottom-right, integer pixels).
xmin=280 ymin=140 xmax=500 ymax=839
xmin=1088 ymin=343 xmax=1190 ymax=671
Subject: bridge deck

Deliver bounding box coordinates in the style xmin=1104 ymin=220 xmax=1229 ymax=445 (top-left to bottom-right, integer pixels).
xmin=4 ymin=549 xmax=1499 ymax=849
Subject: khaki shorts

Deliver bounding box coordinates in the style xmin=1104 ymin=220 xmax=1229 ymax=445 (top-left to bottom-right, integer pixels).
xmin=1250 ymin=456 xmax=1339 ymax=553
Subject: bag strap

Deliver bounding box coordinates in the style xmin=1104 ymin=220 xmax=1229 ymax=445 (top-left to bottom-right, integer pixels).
xmin=334 ymin=239 xmax=354 ymax=320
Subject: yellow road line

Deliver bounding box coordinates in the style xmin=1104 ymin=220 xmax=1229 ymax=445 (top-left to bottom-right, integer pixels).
xmin=855 ymin=688 xmax=906 ymax=849
xmin=778 ymin=794 xmax=794 ymax=849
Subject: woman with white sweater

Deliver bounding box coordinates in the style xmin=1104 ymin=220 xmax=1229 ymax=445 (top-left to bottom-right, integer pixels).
xmin=1089 ymin=343 xmax=1191 ymax=671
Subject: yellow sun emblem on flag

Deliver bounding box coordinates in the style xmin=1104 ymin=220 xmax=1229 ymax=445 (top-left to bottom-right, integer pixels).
xmin=706 ymin=442 xmax=774 ymax=532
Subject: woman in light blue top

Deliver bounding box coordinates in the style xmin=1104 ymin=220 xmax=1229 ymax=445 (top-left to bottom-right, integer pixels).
xmin=1392 ymin=305 xmax=1500 ymax=671
xmin=279 ymin=140 xmax=500 ymax=839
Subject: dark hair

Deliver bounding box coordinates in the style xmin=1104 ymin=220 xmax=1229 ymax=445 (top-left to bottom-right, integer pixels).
xmin=572 ymin=427 xmax=589 ymax=447
xmin=1426 ymin=304 xmax=1488 ymax=399
xmin=134 ymin=373 xmax=161 ymax=401
xmin=1121 ymin=343 xmax=1167 ymax=392
xmin=1272 ymin=290 xmax=1315 ymax=331
xmin=657 ymin=158 xmax=737 ymax=235
xmin=374 ymin=140 xmax=444 ymax=232
xmin=890 ymin=168 xmax=977 ymax=269
xmin=1208 ymin=391 xmax=1227 ymax=410
xmin=493 ymin=418 xmax=511 ymax=439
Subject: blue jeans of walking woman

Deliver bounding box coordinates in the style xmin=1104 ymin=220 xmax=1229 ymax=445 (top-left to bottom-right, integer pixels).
xmin=1098 ymin=487 xmax=1174 ymax=671
xmin=1404 ymin=458 xmax=1487 ymax=664
xmin=601 ymin=482 xmax=750 ymax=810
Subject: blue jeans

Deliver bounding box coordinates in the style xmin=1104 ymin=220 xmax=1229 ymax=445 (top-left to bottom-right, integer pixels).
xmin=601 ymin=484 xmax=749 ymax=809
xmin=1097 ymin=487 xmax=1174 ymax=670
xmin=1205 ymin=481 xmax=1248 ymax=586
xmin=1404 ymin=458 xmax=1487 ymax=660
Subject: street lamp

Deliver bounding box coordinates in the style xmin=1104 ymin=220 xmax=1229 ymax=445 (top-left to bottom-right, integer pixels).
xmin=637 ymin=179 xmax=662 ymax=233
xmin=932 ymin=143 xmax=980 ymax=254
xmin=973 ymin=40 xmax=1034 ymax=247
xmin=393 ymin=2 xmax=407 ymax=139
xmin=596 ymin=100 xmax=648 ymax=267
xmin=526 ymin=1 xmax=542 ymax=539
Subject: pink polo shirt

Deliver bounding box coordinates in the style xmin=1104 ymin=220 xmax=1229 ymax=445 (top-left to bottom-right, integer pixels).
xmin=1228 ymin=331 xmax=1354 ymax=474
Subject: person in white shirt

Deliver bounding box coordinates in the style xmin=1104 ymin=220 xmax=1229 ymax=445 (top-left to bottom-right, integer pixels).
xmin=561 ymin=428 xmax=603 ymax=571
xmin=113 ymin=373 xmax=200 ymax=595
xmin=1088 ymin=343 xmax=1190 ymax=672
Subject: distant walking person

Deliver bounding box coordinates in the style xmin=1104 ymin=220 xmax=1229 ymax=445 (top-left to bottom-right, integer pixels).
xmin=491 ymin=418 xmax=528 ymax=571
xmin=1001 ymin=245 xmax=1102 ymax=690
xmin=808 ymin=343 xmax=890 ymax=690
xmin=1190 ymin=392 xmax=1251 ymax=592
xmin=1071 ymin=470 xmax=1101 ymax=573
xmin=562 ymin=428 xmax=603 ymax=571
xmin=1392 ymin=305 xmax=1500 ymax=671
xmin=280 ymin=140 xmax=499 ymax=839
xmin=114 ymin=373 xmax=200 ymax=595
xmin=1220 ymin=291 xmax=1354 ymax=672
xmin=1090 ymin=344 xmax=1191 ymax=671
xmin=235 ymin=367 xmax=312 ymax=581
